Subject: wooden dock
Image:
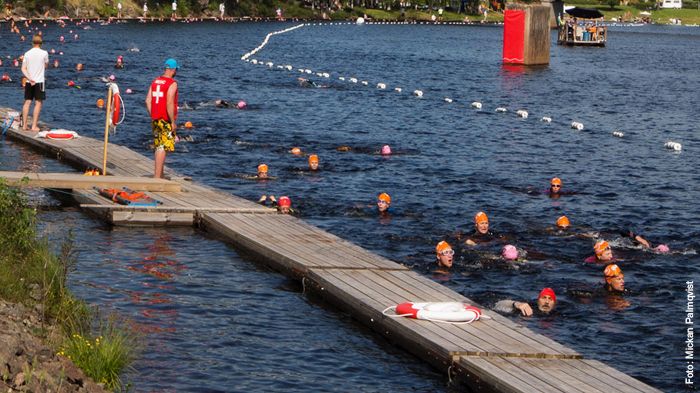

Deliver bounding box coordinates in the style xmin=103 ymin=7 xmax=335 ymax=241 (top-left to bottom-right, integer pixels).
xmin=0 ymin=107 xmax=661 ymax=392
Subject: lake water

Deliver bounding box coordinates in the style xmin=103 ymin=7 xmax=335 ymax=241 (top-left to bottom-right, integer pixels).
xmin=1 ymin=19 xmax=699 ymax=392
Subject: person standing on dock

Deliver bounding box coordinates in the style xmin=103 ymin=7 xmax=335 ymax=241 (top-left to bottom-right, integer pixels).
xmin=21 ymin=34 xmax=49 ymax=132
xmin=219 ymin=2 xmax=225 ymax=19
xmin=145 ymin=58 xmax=179 ymax=179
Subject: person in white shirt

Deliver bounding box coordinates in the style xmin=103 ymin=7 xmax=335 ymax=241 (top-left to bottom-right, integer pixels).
xmin=219 ymin=2 xmax=225 ymax=18
xmin=21 ymin=34 xmax=49 ymax=132
xmin=143 ymin=3 xmax=148 ymax=17
xmin=171 ymin=1 xmax=177 ymax=18
xmin=117 ymin=2 xmax=122 ymax=18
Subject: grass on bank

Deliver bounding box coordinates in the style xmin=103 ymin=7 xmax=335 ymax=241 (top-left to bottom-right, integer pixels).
xmin=0 ymin=179 xmax=137 ymax=391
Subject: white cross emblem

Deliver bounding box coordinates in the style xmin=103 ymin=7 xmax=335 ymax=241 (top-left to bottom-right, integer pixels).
xmin=152 ymin=84 xmax=164 ymax=104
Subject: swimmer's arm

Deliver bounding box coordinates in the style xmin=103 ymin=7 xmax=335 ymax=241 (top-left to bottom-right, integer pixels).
xmin=145 ymin=86 xmax=152 ymax=115
xmin=166 ymin=82 xmax=178 ymax=132
xmin=494 ymin=299 xmax=527 ymax=315
xmin=634 ymin=234 xmax=651 ymax=248
xmin=465 ymin=239 xmax=477 ymax=246
xmin=513 ymin=301 xmax=533 ymax=316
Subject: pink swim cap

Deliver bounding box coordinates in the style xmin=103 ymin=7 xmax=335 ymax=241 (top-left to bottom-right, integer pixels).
xmin=237 ymin=100 xmax=247 ymax=109
xmin=654 ymin=244 xmax=670 ymax=253
xmin=125 ymin=88 xmax=133 ymax=94
xmin=502 ymin=245 xmax=518 ymax=260
xmin=381 ymin=145 xmax=392 ymax=155
xmin=108 ymin=74 xmax=116 ymax=81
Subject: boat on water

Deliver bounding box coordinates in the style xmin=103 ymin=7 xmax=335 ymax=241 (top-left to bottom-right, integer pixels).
xmin=558 ymin=7 xmax=607 ymax=47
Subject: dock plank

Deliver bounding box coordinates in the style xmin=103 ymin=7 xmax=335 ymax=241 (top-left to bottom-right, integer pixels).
xmin=0 ymin=171 xmax=181 ymax=192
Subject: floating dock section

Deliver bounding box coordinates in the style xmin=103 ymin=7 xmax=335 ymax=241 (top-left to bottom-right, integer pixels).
xmin=0 ymin=107 xmax=661 ymax=392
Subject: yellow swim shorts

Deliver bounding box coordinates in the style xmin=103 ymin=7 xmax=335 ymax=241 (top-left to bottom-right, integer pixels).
xmin=152 ymin=119 xmax=175 ymax=152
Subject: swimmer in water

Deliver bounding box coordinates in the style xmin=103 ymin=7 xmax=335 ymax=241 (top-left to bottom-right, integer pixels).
xmin=549 ymin=177 xmax=563 ymax=197
xmin=0 ymin=73 xmax=11 ymax=82
xmin=604 ymin=263 xmax=625 ymax=293
xmin=308 ymin=154 xmax=319 ymax=171
xmin=75 ymin=63 xmax=84 ymax=71
xmin=258 ymin=195 xmax=295 ymax=214
xmin=494 ymin=287 xmax=557 ymax=317
xmin=435 ymin=240 xmax=454 ymax=271
xmin=115 ymin=55 xmax=124 ymax=69
xmin=298 ymin=77 xmax=326 ymax=88
xmin=377 ymin=192 xmax=391 ymax=213
xmin=465 ymin=211 xmax=501 ymax=246
xmin=585 ymin=240 xmax=615 ymax=263
xmin=257 ymin=163 xmax=269 ymax=179
xmin=215 ymin=99 xmax=231 ymax=108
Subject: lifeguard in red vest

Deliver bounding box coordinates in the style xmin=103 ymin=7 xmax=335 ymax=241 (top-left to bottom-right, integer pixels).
xmin=145 ymin=58 xmax=179 ymax=179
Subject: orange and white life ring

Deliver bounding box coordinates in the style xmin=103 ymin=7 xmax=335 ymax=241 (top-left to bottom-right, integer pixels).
xmin=37 ymin=129 xmax=80 ymax=140
xmin=384 ymin=302 xmax=483 ymax=324
xmin=109 ymin=84 xmax=124 ymax=126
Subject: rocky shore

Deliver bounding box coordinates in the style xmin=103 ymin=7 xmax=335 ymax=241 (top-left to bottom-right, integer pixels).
xmin=0 ymin=300 xmax=108 ymax=393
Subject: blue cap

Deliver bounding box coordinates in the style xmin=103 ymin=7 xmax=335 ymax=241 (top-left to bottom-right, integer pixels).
xmin=164 ymin=58 xmax=179 ymax=69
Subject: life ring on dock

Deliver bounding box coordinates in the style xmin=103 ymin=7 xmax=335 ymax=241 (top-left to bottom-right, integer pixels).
xmin=383 ymin=302 xmax=484 ymax=324
xmin=37 ymin=130 xmax=80 ymax=140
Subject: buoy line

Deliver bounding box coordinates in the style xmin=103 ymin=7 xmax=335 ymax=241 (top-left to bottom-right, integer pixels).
xmin=241 ymin=24 xmax=684 ymax=151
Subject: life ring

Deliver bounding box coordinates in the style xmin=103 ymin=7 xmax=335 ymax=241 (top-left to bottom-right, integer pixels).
xmin=37 ymin=130 xmax=80 ymax=140
xmin=384 ymin=302 xmax=483 ymax=324
xmin=109 ymin=84 xmax=124 ymax=126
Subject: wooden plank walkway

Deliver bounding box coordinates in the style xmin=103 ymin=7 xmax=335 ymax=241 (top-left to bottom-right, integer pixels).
xmin=0 ymin=107 xmax=662 ymax=392
xmin=0 ymin=171 xmax=182 ymax=192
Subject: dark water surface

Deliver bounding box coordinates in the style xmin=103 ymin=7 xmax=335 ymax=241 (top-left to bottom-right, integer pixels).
xmin=1 ymin=20 xmax=699 ymax=392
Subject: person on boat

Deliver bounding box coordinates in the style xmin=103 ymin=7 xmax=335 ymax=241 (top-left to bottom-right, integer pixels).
xmin=585 ymin=240 xmax=615 ymax=263
xmin=435 ymin=240 xmax=454 ymax=270
xmin=464 ymin=211 xmax=500 ymax=246
xmin=115 ymin=55 xmax=124 ymax=69
xmin=377 ymin=192 xmax=391 ymax=213
xmin=145 ymin=58 xmax=179 ymax=179
xmin=308 ymin=154 xmax=319 ymax=171
xmin=494 ymin=287 xmax=557 ymax=317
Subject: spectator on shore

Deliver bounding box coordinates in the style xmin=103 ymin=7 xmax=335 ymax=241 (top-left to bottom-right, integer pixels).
xmin=21 ymin=34 xmax=49 ymax=132
xmin=494 ymin=288 xmax=557 ymax=316
xmin=219 ymin=2 xmax=225 ymax=18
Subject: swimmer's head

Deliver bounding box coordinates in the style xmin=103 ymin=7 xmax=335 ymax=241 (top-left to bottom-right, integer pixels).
xmin=474 ymin=211 xmax=489 ymax=234
xmin=604 ymin=263 xmax=624 ymax=291
xmin=278 ymin=196 xmax=291 ymax=213
xmin=290 ymin=147 xmax=302 ymax=155
xmin=237 ymin=100 xmax=247 ymax=109
xmin=537 ymin=288 xmax=556 ymax=313
xmin=108 ymin=74 xmax=116 ymax=81
xmin=435 ymin=240 xmax=454 ymax=269
xmin=184 ymin=121 xmax=193 ymax=129
xmin=654 ymin=244 xmax=670 ymax=253
xmin=501 ymin=245 xmax=518 ymax=261
xmin=76 ymin=63 xmax=84 ymax=71
xmin=377 ymin=193 xmax=391 ymax=212
xmin=308 ymin=154 xmax=319 ymax=170
xmin=381 ymin=145 xmax=392 ymax=155
xmin=257 ymin=163 xmax=268 ymax=178
xmin=550 ymin=177 xmax=562 ymax=193
xmin=96 ymin=98 xmax=105 ymax=109
xmin=594 ymin=240 xmax=613 ymax=261
xmin=556 ymin=215 xmax=570 ymax=229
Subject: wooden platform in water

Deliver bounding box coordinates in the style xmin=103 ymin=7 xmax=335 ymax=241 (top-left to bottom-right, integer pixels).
xmin=0 ymin=107 xmax=662 ymax=392
xmin=0 ymin=171 xmax=181 ymax=192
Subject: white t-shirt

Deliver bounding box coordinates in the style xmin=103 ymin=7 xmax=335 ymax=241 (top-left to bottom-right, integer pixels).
xmin=172 ymin=1 xmax=177 ymax=11
xmin=219 ymin=3 xmax=224 ymax=12
xmin=117 ymin=2 xmax=122 ymax=9
xmin=23 ymin=47 xmax=49 ymax=84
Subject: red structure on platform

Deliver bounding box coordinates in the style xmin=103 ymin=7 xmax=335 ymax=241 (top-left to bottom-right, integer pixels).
xmin=503 ymin=10 xmax=525 ymax=64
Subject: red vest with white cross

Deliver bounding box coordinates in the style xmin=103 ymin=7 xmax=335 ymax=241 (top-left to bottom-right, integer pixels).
xmin=149 ymin=76 xmax=178 ymax=121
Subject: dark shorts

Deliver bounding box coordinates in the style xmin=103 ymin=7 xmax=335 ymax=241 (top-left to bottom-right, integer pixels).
xmin=24 ymin=82 xmax=46 ymax=101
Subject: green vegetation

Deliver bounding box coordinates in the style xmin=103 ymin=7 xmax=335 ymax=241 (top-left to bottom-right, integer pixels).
xmin=0 ymin=179 xmax=137 ymax=391
xmin=568 ymin=3 xmax=700 ymax=24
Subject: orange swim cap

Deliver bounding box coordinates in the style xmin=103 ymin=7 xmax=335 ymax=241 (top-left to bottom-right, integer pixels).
xmin=308 ymin=154 xmax=319 ymax=164
xmin=96 ymin=98 xmax=104 ymax=108
xmin=378 ymin=193 xmax=391 ymax=204
xmin=551 ymin=177 xmax=562 ymax=186
xmin=290 ymin=147 xmax=302 ymax=155
xmin=474 ymin=211 xmax=488 ymax=224
xmin=556 ymin=215 xmax=570 ymax=228
xmin=594 ymin=240 xmax=610 ymax=256
xmin=604 ymin=263 xmax=623 ymax=279
xmin=184 ymin=121 xmax=193 ymax=129
xmin=435 ymin=240 xmax=452 ymax=255
xmin=257 ymin=163 xmax=268 ymax=173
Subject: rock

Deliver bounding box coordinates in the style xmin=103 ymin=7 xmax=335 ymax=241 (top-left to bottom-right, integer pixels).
xmin=13 ymin=372 xmax=24 ymax=387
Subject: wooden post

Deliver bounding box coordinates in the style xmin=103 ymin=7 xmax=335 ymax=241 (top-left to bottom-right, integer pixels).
xmin=503 ymin=4 xmax=550 ymax=66
xmin=102 ymin=85 xmax=113 ymax=176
